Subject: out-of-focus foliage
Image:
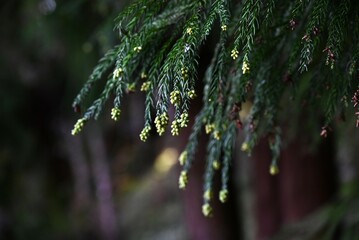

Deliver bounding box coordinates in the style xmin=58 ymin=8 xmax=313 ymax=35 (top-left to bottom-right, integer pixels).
xmin=0 ymin=0 xmax=135 ymax=238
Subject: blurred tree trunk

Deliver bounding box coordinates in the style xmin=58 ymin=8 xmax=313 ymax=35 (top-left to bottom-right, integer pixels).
xmin=87 ymin=127 xmax=118 ymax=240
xmin=180 ymin=140 xmax=240 ymax=240
xmin=253 ymin=134 xmax=337 ymax=240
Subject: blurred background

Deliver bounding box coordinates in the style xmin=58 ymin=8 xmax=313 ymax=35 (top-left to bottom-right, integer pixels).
xmin=1 ymin=0 xmax=359 ymax=239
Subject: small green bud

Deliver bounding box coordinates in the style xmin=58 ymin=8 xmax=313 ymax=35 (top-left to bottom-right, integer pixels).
xmin=171 ymin=119 xmax=180 ymax=136
xmin=178 ymin=151 xmax=188 ymax=166
xmin=127 ymin=83 xmax=136 ymax=93
xmin=170 ymin=90 xmax=181 ymax=106
xmin=140 ymin=81 xmax=151 ymax=92
xmin=241 ymin=142 xmax=250 ymax=152
xmin=188 ymin=90 xmax=197 ymax=99
xmin=179 ymin=170 xmax=188 ymax=189
xmin=269 ymin=164 xmax=279 ymax=175
xmin=212 ymin=160 xmax=221 ymax=170
xmin=213 ymin=130 xmax=221 ymax=140
xmin=179 ymin=112 xmax=189 ymax=128
xmin=186 ymin=27 xmax=193 ymax=35
xmin=202 ymin=203 xmax=213 ymax=217
xmin=71 ymin=118 xmax=87 ymax=136
xmin=203 ymin=190 xmax=213 ymax=201
xmin=139 ymin=125 xmax=151 ymax=142
xmin=111 ymin=107 xmax=121 ymax=121
xmin=140 ymin=72 xmax=147 ymax=79
xmin=205 ymin=124 xmax=215 ymax=134
xmin=154 ymin=113 xmax=169 ymax=136
xmin=231 ymin=49 xmax=239 ymax=60
xmin=242 ymin=60 xmax=250 ymax=74
xmin=219 ymin=189 xmax=228 ymax=203
xmin=181 ymin=67 xmax=189 ymax=79
xmin=133 ymin=46 xmax=142 ymax=53
xmin=113 ymin=68 xmax=124 ymax=78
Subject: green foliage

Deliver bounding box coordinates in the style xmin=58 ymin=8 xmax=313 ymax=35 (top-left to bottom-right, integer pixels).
xmin=72 ymin=0 xmax=359 ymax=216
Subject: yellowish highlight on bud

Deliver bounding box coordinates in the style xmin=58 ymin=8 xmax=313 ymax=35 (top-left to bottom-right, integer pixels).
xmin=188 ymin=89 xmax=197 ymax=99
xmin=140 ymin=81 xmax=150 ymax=92
xmin=242 ymin=61 xmax=250 ymax=74
xmin=171 ymin=119 xmax=180 ymax=136
xmin=202 ymin=203 xmax=213 ymax=217
xmin=270 ymin=164 xmax=279 ymax=175
xmin=186 ymin=27 xmax=193 ymax=35
xmin=113 ymin=68 xmax=123 ymax=78
xmin=231 ymin=49 xmax=239 ymax=60
xmin=179 ymin=151 xmax=188 ymax=166
xmin=219 ymin=189 xmax=228 ymax=203
xmin=179 ymin=170 xmax=188 ymax=190
xmin=111 ymin=107 xmax=121 ymax=121
xmin=205 ymin=124 xmax=215 ymax=134
xmin=134 ymin=46 xmax=142 ymax=53
xmin=139 ymin=125 xmax=151 ymax=142
xmin=140 ymin=72 xmax=147 ymax=79
xmin=203 ymin=190 xmax=213 ymax=201
xmin=212 ymin=160 xmax=221 ymax=170
xmin=170 ymin=90 xmax=181 ymax=106
xmin=213 ymin=130 xmax=221 ymax=140
xmin=71 ymin=118 xmax=86 ymax=136
xmin=241 ymin=142 xmax=250 ymax=152
xmin=154 ymin=113 xmax=169 ymax=136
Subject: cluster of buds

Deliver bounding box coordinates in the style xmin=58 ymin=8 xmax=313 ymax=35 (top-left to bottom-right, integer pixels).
xmin=203 ymin=189 xmax=213 ymax=201
xmin=181 ymin=67 xmax=189 ymax=79
xmin=133 ymin=46 xmax=142 ymax=53
xmin=205 ymin=123 xmax=215 ymax=134
xmin=179 ymin=112 xmax=189 ymax=128
xmin=213 ymin=130 xmax=221 ymax=140
xmin=171 ymin=113 xmax=189 ymax=136
xmin=231 ymin=49 xmax=239 ymax=60
xmin=178 ymin=170 xmax=188 ymax=189
xmin=111 ymin=107 xmax=121 ymax=121
xmin=170 ymin=90 xmax=181 ymax=106
xmin=171 ymin=119 xmax=181 ymax=136
xmin=140 ymin=81 xmax=151 ymax=92
xmin=126 ymin=83 xmax=136 ymax=93
xmin=154 ymin=113 xmax=169 ymax=136
xmin=178 ymin=151 xmax=188 ymax=166
xmin=352 ymin=89 xmax=359 ymax=127
xmin=186 ymin=27 xmax=193 ymax=35
xmin=221 ymin=25 xmax=227 ymax=31
xmin=219 ymin=189 xmax=228 ymax=203
xmin=202 ymin=203 xmax=213 ymax=217
xmin=188 ymin=89 xmax=197 ymax=99
xmin=71 ymin=118 xmax=87 ymax=136
xmin=139 ymin=125 xmax=151 ymax=142
xmin=140 ymin=72 xmax=147 ymax=79
xmin=242 ymin=60 xmax=250 ymax=74
xmin=113 ymin=67 xmax=123 ymax=78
